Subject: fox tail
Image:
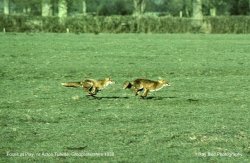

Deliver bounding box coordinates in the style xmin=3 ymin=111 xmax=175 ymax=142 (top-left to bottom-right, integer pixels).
xmin=61 ymin=82 xmax=83 ymax=87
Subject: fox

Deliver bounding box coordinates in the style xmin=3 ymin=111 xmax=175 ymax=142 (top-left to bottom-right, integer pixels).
xmin=61 ymin=77 xmax=114 ymax=96
xmin=123 ymin=78 xmax=170 ymax=98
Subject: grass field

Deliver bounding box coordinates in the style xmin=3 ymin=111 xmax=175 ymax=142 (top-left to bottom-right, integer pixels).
xmin=0 ymin=33 xmax=250 ymax=162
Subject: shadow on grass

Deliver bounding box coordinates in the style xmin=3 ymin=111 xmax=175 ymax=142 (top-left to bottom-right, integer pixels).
xmin=187 ymin=98 xmax=199 ymax=102
xmin=86 ymin=96 xmax=129 ymax=100
xmin=85 ymin=95 xmax=178 ymax=100
xmin=141 ymin=96 xmax=178 ymax=100
xmin=66 ymin=146 xmax=88 ymax=150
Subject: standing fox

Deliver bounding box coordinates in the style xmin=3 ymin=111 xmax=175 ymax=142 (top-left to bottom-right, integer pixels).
xmin=123 ymin=79 xmax=170 ymax=98
xmin=62 ymin=78 xmax=114 ymax=96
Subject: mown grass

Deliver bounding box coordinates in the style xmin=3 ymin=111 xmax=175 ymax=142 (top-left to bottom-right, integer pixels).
xmin=0 ymin=33 xmax=249 ymax=162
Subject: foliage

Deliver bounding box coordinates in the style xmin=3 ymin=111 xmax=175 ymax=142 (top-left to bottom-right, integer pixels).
xmin=97 ymin=0 xmax=133 ymax=16
xmin=202 ymin=0 xmax=229 ymax=15
xmin=228 ymin=0 xmax=250 ymax=15
xmin=208 ymin=16 xmax=250 ymax=33
xmin=1 ymin=0 xmax=250 ymax=16
xmin=1 ymin=14 xmax=250 ymax=33
xmin=10 ymin=0 xmax=42 ymax=15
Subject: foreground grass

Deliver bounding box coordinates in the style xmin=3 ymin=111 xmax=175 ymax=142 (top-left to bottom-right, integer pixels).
xmin=0 ymin=33 xmax=249 ymax=162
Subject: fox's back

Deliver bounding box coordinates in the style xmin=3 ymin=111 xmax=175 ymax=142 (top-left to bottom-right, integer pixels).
xmin=94 ymin=78 xmax=114 ymax=89
xmin=133 ymin=79 xmax=160 ymax=90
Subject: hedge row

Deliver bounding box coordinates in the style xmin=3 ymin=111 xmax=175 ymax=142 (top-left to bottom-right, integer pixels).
xmin=208 ymin=16 xmax=250 ymax=34
xmin=0 ymin=15 xmax=250 ymax=33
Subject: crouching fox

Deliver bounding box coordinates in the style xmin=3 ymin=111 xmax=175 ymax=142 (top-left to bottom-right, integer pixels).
xmin=123 ymin=78 xmax=170 ymax=98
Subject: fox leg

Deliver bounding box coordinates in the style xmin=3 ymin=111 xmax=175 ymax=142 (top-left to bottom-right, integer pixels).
xmin=141 ymin=89 xmax=149 ymax=98
xmin=88 ymin=86 xmax=97 ymax=96
xmin=88 ymin=86 xmax=93 ymax=92
xmin=134 ymin=88 xmax=143 ymax=96
xmin=134 ymin=89 xmax=139 ymax=96
xmin=83 ymin=82 xmax=93 ymax=92
xmin=92 ymin=87 xmax=99 ymax=95
xmin=83 ymin=85 xmax=94 ymax=96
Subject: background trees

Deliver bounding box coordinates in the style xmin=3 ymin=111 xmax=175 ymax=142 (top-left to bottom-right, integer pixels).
xmin=3 ymin=0 xmax=9 ymax=15
xmin=42 ymin=0 xmax=51 ymax=16
xmin=192 ymin=0 xmax=203 ymax=27
xmin=58 ymin=0 xmax=67 ymax=18
xmin=96 ymin=0 xmax=133 ymax=16
xmin=1 ymin=0 xmax=249 ymax=16
xmin=133 ymin=0 xmax=146 ymax=16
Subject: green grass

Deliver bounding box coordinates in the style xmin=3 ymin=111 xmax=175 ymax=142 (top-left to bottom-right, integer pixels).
xmin=0 ymin=33 xmax=250 ymax=162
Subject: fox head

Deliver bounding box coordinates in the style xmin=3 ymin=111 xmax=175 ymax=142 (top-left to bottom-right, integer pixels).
xmin=158 ymin=80 xmax=170 ymax=87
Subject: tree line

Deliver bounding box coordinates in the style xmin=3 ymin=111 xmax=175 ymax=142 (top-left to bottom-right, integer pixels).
xmin=1 ymin=0 xmax=250 ymax=17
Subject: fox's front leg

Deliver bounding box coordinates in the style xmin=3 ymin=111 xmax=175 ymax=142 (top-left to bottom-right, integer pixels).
xmin=92 ymin=87 xmax=99 ymax=95
xmin=141 ymin=89 xmax=149 ymax=98
xmin=87 ymin=86 xmax=97 ymax=96
xmin=134 ymin=89 xmax=139 ymax=96
xmin=134 ymin=88 xmax=143 ymax=96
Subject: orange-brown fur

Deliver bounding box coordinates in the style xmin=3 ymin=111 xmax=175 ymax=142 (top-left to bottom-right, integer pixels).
xmin=124 ymin=79 xmax=170 ymax=97
xmin=62 ymin=78 xmax=114 ymax=96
